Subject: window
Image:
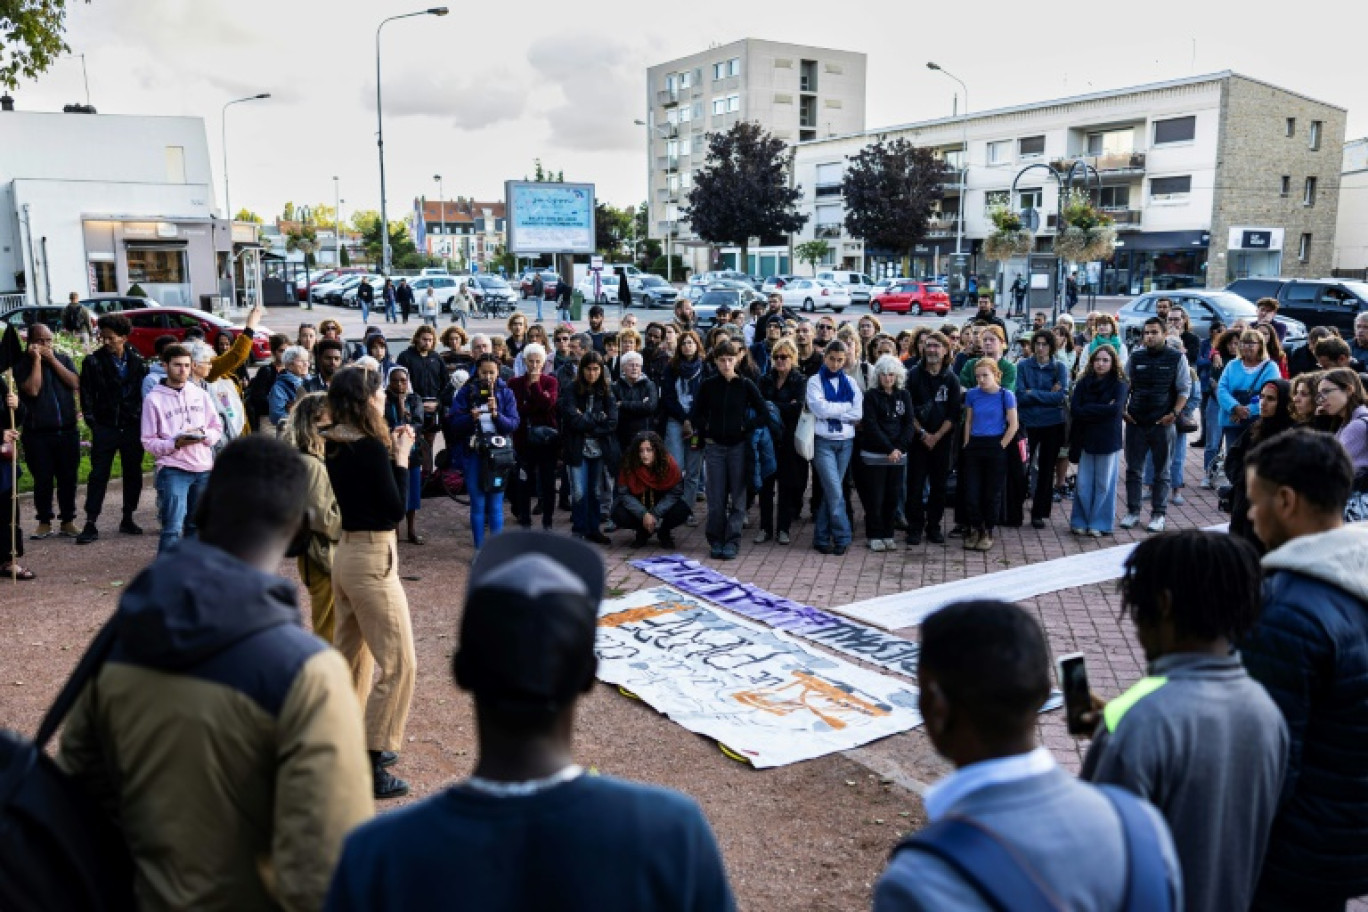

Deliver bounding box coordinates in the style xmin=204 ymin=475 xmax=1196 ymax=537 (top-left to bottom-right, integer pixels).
xmin=712 ymin=62 xmax=725 ymax=80
xmin=679 ymin=105 xmax=691 ymax=123
xmin=666 ymin=108 xmax=679 ymax=125
xmin=985 ymin=190 xmax=1010 ymax=210
xmin=987 ymin=140 xmax=1011 ymax=164
xmin=125 ymin=247 xmax=187 ymax=284
xmin=728 ymin=57 xmax=741 ymax=77
xmin=164 ymin=146 xmax=186 ymax=184
xmin=1298 ymin=233 xmax=1311 ymax=262
xmin=1280 ymin=175 xmax=1290 ymax=197
xmin=1285 ymin=117 xmax=1295 ymax=137
xmin=1018 ymin=135 xmax=1045 ymax=158
xmin=666 ymin=139 xmax=678 ymax=159
xmin=667 ymin=174 xmax=679 ymax=193
xmin=679 ymin=70 xmax=692 ymax=89
xmin=726 ymin=94 xmax=740 ymax=113
xmin=1304 ymin=176 xmax=1317 ymax=206
xmin=666 ymin=74 xmax=676 ymax=93
xmin=815 ymin=162 xmax=842 ymax=196
xmin=1150 ymin=175 xmax=1192 ymax=199
xmin=681 ymin=171 xmax=693 ymax=189
xmin=712 ymin=97 xmax=725 ymax=115
xmin=1310 ymin=120 xmax=1322 ymax=151
xmin=1017 ymin=187 xmax=1043 ymax=210
xmin=679 ymin=137 xmax=691 ymax=155
xmin=943 ymin=149 xmax=964 ymax=169
xmin=1086 ymin=129 xmax=1133 ymax=156
xmin=90 ymin=261 xmax=117 ymax=293
xmin=1091 ymin=186 xmax=1131 ymax=210
xmin=1153 ymin=116 xmax=1196 ymax=145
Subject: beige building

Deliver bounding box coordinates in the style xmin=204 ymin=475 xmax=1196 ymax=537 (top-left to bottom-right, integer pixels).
xmin=791 ymin=71 xmax=1345 ymax=293
xmin=644 ymin=39 xmax=866 ymax=276
xmin=1334 ymin=137 xmax=1368 ymax=273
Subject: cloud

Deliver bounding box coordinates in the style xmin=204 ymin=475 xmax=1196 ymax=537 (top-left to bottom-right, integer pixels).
xmin=366 ymin=68 xmax=529 ymax=131
xmin=525 ymin=35 xmax=646 ymax=152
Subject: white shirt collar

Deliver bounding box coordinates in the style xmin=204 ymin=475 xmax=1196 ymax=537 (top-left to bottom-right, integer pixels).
xmin=923 ymin=748 xmax=1056 ymax=822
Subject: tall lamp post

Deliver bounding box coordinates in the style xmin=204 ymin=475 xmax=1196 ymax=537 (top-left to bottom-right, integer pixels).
xmin=332 ymin=176 xmax=341 ymax=269
xmin=927 ymin=63 xmax=968 ymax=294
xmin=375 ymin=7 xmax=448 ymax=275
xmin=221 ymin=92 xmax=270 ymax=307
xmin=633 ymin=118 xmax=675 ymax=282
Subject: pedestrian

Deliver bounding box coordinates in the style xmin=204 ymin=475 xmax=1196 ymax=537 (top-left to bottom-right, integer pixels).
xmin=662 ymin=330 xmax=705 ymax=525
xmin=451 ymin=280 xmax=473 ymax=328
xmin=1 ymin=378 xmax=29 ymax=578
xmin=356 ymin=279 xmax=375 ymax=325
xmin=313 ymin=339 xmax=345 ymax=392
xmin=1216 ymin=330 xmax=1278 ymax=456
xmin=508 ymin=342 xmax=559 ymax=531
xmin=269 ymin=345 xmax=312 ymax=429
xmin=191 ymin=341 xmax=247 ymax=448
xmin=245 ymin=333 xmax=290 ymax=430
xmin=141 ymin=343 xmax=223 ymax=552
xmin=396 ymin=278 xmax=414 ymax=324
xmin=1088 ymin=312 xmax=1127 ymax=366
xmin=76 ymin=313 xmax=148 ymax=545
xmin=556 ymin=273 xmax=573 ymax=324
xmin=382 ymin=277 xmax=397 ymax=323
xmin=440 ymin=324 xmax=471 ymax=375
xmin=213 ymin=327 xmax=250 ymax=385
xmin=1289 ymin=371 xmax=1322 ymax=425
xmin=1065 ymin=271 xmax=1079 ymax=312
xmin=1313 ymin=367 xmax=1368 ymax=476
xmin=398 ymin=324 xmax=446 ymax=476
xmin=807 ymin=339 xmax=863 ymax=555
xmin=1255 ymin=297 xmax=1288 ymax=343
xmin=859 ymin=355 xmax=914 ymax=552
xmin=530 ymin=271 xmax=545 ymax=322
xmin=971 ymin=294 xmax=1005 ymax=330
xmin=323 ymin=366 xmax=417 ymax=800
xmin=448 ymin=354 xmax=520 ymax=548
xmin=874 ymin=599 xmax=1181 ymax=910
xmin=383 ymin=366 xmax=427 ymax=545
xmin=1351 ymin=312 xmax=1368 ymax=365
xmin=1069 ymin=344 xmax=1127 ymax=536
xmin=1313 ymin=336 xmax=1365 ymax=373
xmin=612 ymin=430 xmax=690 ymax=548
xmin=1011 ymin=274 xmax=1027 ymax=314
xmin=1120 ymin=317 xmax=1191 ymax=533
xmin=281 ymin=392 xmax=342 ymax=642
xmin=905 ymin=331 xmax=962 ymax=546
xmin=365 ymin=333 xmax=396 ymax=377
xmin=690 ymin=339 xmax=768 ymax=560
xmin=59 ymin=290 xmax=91 ymax=348
xmin=618 ymin=269 xmax=633 ymax=311
xmin=324 ymin=531 xmax=736 ymax=912
xmin=560 ymin=351 xmax=617 ymax=543
xmin=1015 ymin=329 xmax=1070 ymax=528
xmin=14 ymin=324 xmax=80 ymax=539
xmin=58 ymin=435 xmax=374 ymax=910
xmin=1241 ymin=428 xmax=1368 ymax=910
xmin=960 ymin=357 xmax=1018 ymax=552
xmin=757 ymin=339 xmax=805 ymax=545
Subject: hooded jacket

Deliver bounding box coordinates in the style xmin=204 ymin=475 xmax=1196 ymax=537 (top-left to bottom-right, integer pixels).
xmin=80 ymin=344 xmax=146 ymax=429
xmin=140 ymin=380 xmax=224 ymax=473
xmin=1241 ymin=524 xmax=1368 ymax=902
xmin=58 ymin=540 xmax=373 ymax=912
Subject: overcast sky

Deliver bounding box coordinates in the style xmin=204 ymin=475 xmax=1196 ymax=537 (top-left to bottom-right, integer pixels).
xmin=16 ymin=0 xmax=1363 ymax=223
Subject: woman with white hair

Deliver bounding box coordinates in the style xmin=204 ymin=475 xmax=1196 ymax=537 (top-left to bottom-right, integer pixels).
xmin=189 ymin=341 xmax=247 ymax=449
xmin=268 ymin=345 xmax=312 ymax=428
xmin=858 ymin=355 xmax=914 ymax=551
xmin=508 ymin=342 xmax=559 ymax=530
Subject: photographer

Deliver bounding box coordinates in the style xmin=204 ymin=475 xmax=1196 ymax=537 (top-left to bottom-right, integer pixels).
xmin=448 ymin=354 xmax=520 ymax=549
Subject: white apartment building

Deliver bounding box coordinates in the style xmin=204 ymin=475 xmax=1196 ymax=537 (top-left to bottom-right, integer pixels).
xmin=1334 ymin=137 xmax=1368 ymax=273
xmin=792 ymin=72 xmax=1344 ymax=293
xmin=644 ymin=39 xmax=866 ymax=277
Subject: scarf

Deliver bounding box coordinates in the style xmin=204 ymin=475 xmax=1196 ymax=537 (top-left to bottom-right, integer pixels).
xmin=818 ymin=364 xmax=855 ymax=434
xmin=623 ymin=455 xmax=683 ymax=498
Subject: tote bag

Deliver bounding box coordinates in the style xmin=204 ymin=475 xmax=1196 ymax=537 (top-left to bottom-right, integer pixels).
xmin=795 ymin=407 xmax=816 ymax=461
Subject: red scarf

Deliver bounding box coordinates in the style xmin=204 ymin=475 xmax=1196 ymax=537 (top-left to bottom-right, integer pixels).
xmin=622 ymin=455 xmax=682 ymax=497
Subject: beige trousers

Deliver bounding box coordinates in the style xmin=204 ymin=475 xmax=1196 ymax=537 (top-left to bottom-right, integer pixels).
xmin=332 ymin=531 xmax=415 ymax=752
xmin=298 ymin=554 xmax=336 ymax=644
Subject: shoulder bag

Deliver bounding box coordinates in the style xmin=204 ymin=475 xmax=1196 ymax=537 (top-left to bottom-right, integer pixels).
xmin=795 ymin=406 xmax=816 ymax=461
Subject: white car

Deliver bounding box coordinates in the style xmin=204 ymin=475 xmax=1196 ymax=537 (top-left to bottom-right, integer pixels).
xmin=410 ymin=275 xmax=461 ymax=311
xmin=816 ymin=270 xmax=875 ymax=305
xmin=780 ymin=278 xmax=850 ymax=313
xmin=341 ymin=275 xmax=385 ymax=307
xmin=576 ymin=274 xmax=619 ymax=305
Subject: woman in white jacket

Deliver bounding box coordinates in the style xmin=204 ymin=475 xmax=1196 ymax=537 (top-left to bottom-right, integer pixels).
xmin=806 ymin=339 xmax=863 ymax=555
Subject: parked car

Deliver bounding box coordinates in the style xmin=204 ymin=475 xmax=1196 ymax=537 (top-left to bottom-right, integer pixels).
xmin=871 ymin=280 xmax=951 ymax=316
xmin=409 ymin=275 xmax=461 ymax=312
xmin=1225 ymin=277 xmax=1368 ymax=337
xmin=693 ymin=288 xmax=749 ymax=325
xmin=311 ymin=274 xmax=362 ymax=305
xmin=690 ymin=269 xmax=753 ymax=288
xmin=760 ymin=274 xmax=800 ymax=294
xmin=816 ymin=270 xmax=876 ymax=305
xmin=609 ymin=263 xmax=646 ymax=295
xmin=575 ymin=274 xmax=619 ymax=305
xmin=2 ymin=304 xmax=94 ymax=335
xmin=1223 ymin=277 xmax=1289 ymax=304
xmin=1117 ymin=290 xmax=1307 ymax=350
xmin=471 ymin=275 xmax=517 ymax=311
xmin=418 ymin=266 xmax=450 ymax=277
xmin=121 ymin=307 xmax=273 ymax=363
xmin=635 ymin=275 xmax=679 ymax=309
xmin=779 ymin=278 xmax=850 ymax=313
xmin=518 ymin=269 xmax=560 ymax=300
xmin=340 ymin=275 xmax=386 ymax=307
xmin=80 ymin=296 xmax=160 ymax=314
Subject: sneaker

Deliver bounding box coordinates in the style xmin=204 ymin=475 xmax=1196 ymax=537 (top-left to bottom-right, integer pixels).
xmin=1030 ymin=518 xmax=1045 ymax=529
xmin=59 ymin=521 xmax=80 ymax=537
xmin=907 ymin=530 xmax=923 ymax=546
xmin=657 ymin=529 xmax=676 ymax=549
xmin=1171 ymin=492 xmax=1186 ymax=506
xmin=710 ymin=544 xmax=725 ymax=559
xmin=926 ymin=528 xmax=945 ymax=545
xmin=975 ymin=532 xmax=994 ymax=551
xmin=630 ymin=531 xmax=650 ymax=549
xmin=1088 ymin=529 xmax=1104 ymax=538
xmin=883 ymin=538 xmax=899 ymax=551
xmin=814 ymin=542 xmax=833 ymax=555
xmin=374 ymin=750 xmax=398 ymax=769
xmin=75 ymin=522 xmax=99 ymax=545
xmin=1146 ymin=515 xmax=1167 ymax=533
xmin=1119 ymin=513 xmax=1140 ymax=530
xmin=754 ymin=530 xmax=772 ymax=544
xmin=963 ymin=530 xmax=981 ymax=550
xmin=1070 ymin=526 xmax=1086 ymax=536
xmin=1199 ymin=476 xmax=1213 ymax=490
xmin=686 ymin=514 xmax=699 ymax=527
xmin=29 ymin=522 xmax=53 ymax=540
xmin=870 ymin=539 xmax=886 ymax=552
xmin=373 ymin=767 xmax=410 ymax=801
xmin=720 ymin=543 xmax=738 ymax=560
xmin=119 ymin=518 xmax=144 ymax=536
xmin=833 ymin=544 xmax=848 ymax=556
xmin=776 ymin=530 xmax=791 ymax=545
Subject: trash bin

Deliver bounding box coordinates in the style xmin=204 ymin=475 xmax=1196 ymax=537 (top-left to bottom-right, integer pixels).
xmin=571 ymin=289 xmax=584 ymax=321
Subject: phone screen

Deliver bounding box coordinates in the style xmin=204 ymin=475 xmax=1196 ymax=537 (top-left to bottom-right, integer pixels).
xmin=1058 ymin=654 xmax=1092 ymax=735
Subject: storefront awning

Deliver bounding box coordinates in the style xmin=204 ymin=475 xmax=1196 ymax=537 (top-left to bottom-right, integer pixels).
xmin=124 ymin=238 xmax=188 ymax=246
xmin=1114 ymin=230 xmax=1209 ymax=252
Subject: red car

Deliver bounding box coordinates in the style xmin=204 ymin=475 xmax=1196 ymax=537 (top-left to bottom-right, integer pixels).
xmin=121 ymin=308 xmax=273 ymax=364
xmin=518 ymin=269 xmax=560 ymax=300
xmin=871 ymin=280 xmax=951 ymax=315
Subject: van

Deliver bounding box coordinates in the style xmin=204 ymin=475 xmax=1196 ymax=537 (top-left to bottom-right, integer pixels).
xmin=816 ymin=270 xmax=875 ymax=305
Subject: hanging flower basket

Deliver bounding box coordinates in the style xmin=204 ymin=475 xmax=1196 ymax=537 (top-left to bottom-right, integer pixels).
xmin=1052 ymin=226 xmax=1089 ymax=261
xmin=1081 ymin=225 xmax=1117 ymax=261
xmin=985 ymin=230 xmax=1034 ymax=262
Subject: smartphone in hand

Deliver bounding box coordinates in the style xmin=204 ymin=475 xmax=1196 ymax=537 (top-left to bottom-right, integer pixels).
xmin=1057 ymin=652 xmax=1093 ymax=736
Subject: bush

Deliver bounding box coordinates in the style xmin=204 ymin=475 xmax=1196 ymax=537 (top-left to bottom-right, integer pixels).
xmin=649 ymin=255 xmax=686 ymax=278
xmin=126 ymin=283 xmax=148 ymax=298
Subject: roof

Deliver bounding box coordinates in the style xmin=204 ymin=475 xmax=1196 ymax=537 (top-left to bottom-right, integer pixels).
xmin=418 ymin=199 xmax=506 ymax=224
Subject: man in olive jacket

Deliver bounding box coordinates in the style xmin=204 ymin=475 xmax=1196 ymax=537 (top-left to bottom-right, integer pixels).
xmin=59 ymin=437 xmax=373 ymax=911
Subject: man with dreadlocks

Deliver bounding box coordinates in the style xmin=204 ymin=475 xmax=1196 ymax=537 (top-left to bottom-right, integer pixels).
xmin=1080 ymin=530 xmax=1288 ymax=912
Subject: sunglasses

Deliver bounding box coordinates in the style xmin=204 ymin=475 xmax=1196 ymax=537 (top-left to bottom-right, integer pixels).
xmin=773 ymin=353 xmax=792 ymax=360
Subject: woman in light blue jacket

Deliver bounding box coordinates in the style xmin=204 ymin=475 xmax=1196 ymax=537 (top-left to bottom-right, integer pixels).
xmin=1216 ymin=330 xmax=1279 ymax=452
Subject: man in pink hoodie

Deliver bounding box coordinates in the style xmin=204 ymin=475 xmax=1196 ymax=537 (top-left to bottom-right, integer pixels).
xmin=141 ymin=344 xmax=223 ymax=553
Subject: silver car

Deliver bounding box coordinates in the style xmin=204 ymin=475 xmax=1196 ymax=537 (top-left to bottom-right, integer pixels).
xmin=1116 ymin=290 xmax=1307 ymax=350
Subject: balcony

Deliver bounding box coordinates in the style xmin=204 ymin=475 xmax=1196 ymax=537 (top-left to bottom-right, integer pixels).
xmin=1050 ymin=151 xmax=1147 ymax=175
xmin=658 ymin=124 xmax=679 ymax=139
xmin=657 ymin=220 xmax=679 ymax=237
xmin=1102 ymin=208 xmax=1143 ymax=226
xmin=657 ymin=88 xmax=679 ymax=107
xmin=926 ymin=215 xmax=961 ymax=238
xmin=814 ymin=182 xmax=842 ymax=198
xmin=940 ymin=167 xmax=966 ymax=187
xmin=656 ymin=187 xmax=677 ymax=201
xmin=656 ymin=155 xmax=679 ymax=172
xmin=815 ymin=224 xmax=842 ymax=239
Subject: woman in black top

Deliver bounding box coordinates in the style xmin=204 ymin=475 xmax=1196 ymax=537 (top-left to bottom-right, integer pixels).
xmin=690 ymin=339 xmax=768 ymax=560
xmin=757 ymin=339 xmax=806 ymax=545
xmin=560 ymin=351 xmax=618 ymax=543
xmin=323 ymin=366 xmax=416 ymax=801
xmin=859 ymin=355 xmax=915 ymax=551
xmin=383 ymin=366 xmax=425 ymax=544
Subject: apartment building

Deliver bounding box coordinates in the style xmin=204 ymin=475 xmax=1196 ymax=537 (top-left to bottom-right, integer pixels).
xmin=791 ymin=72 xmax=1345 ymax=293
xmin=1334 ymin=137 xmax=1368 ymax=273
xmin=644 ymin=39 xmax=866 ymax=276
xmin=411 ymin=197 xmax=507 ymax=270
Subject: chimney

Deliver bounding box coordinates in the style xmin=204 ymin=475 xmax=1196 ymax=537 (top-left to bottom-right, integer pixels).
xmin=0 ymin=95 xmax=13 ymax=112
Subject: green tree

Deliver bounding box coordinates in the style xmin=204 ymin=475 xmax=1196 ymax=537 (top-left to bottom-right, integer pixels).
xmin=595 ymin=202 xmax=634 ymax=255
xmin=529 ymin=159 xmax=564 ymax=183
xmin=281 ymin=201 xmax=296 ymax=222
xmin=841 ymin=138 xmax=949 ymax=263
xmin=0 ymin=0 xmax=88 ymax=91
xmin=233 ymin=208 xmax=263 ymax=224
xmin=285 ymin=221 xmax=320 ymax=306
xmin=795 ymin=239 xmax=831 ymax=275
xmin=683 ymin=121 xmax=807 ymax=277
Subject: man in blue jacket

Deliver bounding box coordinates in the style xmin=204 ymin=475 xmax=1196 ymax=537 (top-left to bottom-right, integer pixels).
xmin=1241 ymin=428 xmax=1368 ymax=910
xmin=1015 ymin=329 xmax=1070 ymax=528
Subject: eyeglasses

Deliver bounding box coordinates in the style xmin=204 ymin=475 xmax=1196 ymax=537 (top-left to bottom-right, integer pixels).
xmin=1316 ymin=387 xmax=1344 ymax=400
xmin=773 ymin=353 xmax=792 ymax=361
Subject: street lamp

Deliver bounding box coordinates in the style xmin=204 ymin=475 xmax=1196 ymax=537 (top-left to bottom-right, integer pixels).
xmin=633 ymin=118 xmax=675 ymax=281
xmin=927 ymin=62 xmax=969 ymax=287
xmin=332 ymin=176 xmax=341 ymax=271
xmin=375 ymin=7 xmax=448 ymax=274
xmin=221 ymin=92 xmax=270 ymax=307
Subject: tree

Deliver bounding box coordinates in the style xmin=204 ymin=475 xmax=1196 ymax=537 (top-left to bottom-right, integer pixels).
xmin=281 ymin=201 xmax=296 ymax=222
xmin=684 ymin=121 xmax=807 ymax=276
xmin=0 ymin=1 xmax=89 ymax=91
xmin=841 ymin=138 xmax=950 ymax=264
xmin=795 ymin=239 xmax=831 ymax=275
xmin=285 ymin=221 xmax=320 ymax=307
xmin=595 ymin=202 xmax=634 ymax=255
xmin=234 ymin=208 xmax=263 ymax=224
xmin=529 ymin=159 xmax=564 ymax=183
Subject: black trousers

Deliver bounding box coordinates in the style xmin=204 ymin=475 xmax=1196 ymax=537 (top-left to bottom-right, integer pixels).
xmin=962 ymin=436 xmax=1007 ymax=532
xmin=512 ymin=446 xmax=558 ymax=529
xmin=862 ymin=462 xmax=903 ymax=539
xmin=906 ymin=438 xmax=953 ymax=533
xmin=24 ymin=428 xmax=80 ymax=523
xmin=1026 ymin=423 xmax=1066 ymax=521
xmin=84 ymin=423 xmax=143 ymax=524
xmin=610 ymin=499 xmax=690 ymax=535
xmin=759 ymin=442 xmax=802 ymax=534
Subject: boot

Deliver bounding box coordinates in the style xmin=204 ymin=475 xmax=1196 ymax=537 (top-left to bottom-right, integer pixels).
xmin=370 ymin=751 xmax=409 ymax=800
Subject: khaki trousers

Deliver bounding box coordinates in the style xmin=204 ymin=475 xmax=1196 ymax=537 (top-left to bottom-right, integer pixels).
xmin=298 ymin=554 xmax=336 ymax=644
xmin=332 ymin=531 xmax=415 ymax=752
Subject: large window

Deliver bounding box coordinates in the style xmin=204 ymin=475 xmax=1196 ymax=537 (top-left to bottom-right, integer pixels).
xmin=712 ymin=62 xmax=725 ymax=80
xmin=712 ymin=97 xmax=725 ymax=115
xmin=1153 ymin=116 xmax=1196 ymax=145
xmin=1091 ymin=186 xmax=1131 ymax=210
xmin=1018 ymin=135 xmax=1045 ymax=158
xmin=90 ymin=260 xmax=117 ymax=293
xmin=1086 ymin=129 xmax=1133 ymax=155
xmin=1150 ymin=175 xmax=1192 ymax=200
xmin=125 ymin=246 xmax=187 ymax=284
xmin=726 ymin=94 xmax=740 ymax=113
xmin=987 ymin=140 xmax=1011 ymax=164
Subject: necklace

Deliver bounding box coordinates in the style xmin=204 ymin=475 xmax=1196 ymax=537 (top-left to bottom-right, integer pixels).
xmin=463 ymin=764 xmax=584 ymax=798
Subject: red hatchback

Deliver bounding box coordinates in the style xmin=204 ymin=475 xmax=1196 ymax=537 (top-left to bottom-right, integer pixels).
xmin=871 ymin=280 xmax=951 ymax=316
xmin=121 ymin=308 xmax=273 ymax=364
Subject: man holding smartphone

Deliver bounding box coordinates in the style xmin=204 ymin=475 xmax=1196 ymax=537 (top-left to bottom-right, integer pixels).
xmin=1081 ymin=532 xmax=1288 ymax=912
xmin=141 ymin=344 xmax=223 ymax=553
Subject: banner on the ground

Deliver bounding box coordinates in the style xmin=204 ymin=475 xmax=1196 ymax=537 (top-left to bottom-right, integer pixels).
xmin=596 ymin=586 xmax=922 ymax=768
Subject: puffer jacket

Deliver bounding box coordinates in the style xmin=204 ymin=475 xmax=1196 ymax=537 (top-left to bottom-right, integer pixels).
xmin=57 ymin=539 xmax=373 ymax=912
xmin=1240 ymin=524 xmax=1368 ymax=903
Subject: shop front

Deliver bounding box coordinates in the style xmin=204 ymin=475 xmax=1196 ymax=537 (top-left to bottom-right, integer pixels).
xmin=1098 ymin=229 xmax=1209 ymax=296
xmin=1224 ymin=226 xmax=1284 ymax=283
xmin=83 ymin=217 xmax=229 ymax=309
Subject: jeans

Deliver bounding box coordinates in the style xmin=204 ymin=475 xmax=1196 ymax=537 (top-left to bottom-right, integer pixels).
xmin=1072 ymin=450 xmax=1121 ymax=533
xmin=558 ymin=305 xmax=572 ymax=323
xmin=906 ymin=438 xmax=953 ymax=533
xmin=511 ymin=446 xmax=557 ymax=529
xmin=812 ymin=436 xmax=854 ymax=547
xmin=961 ymin=437 xmax=1006 ymax=532
xmin=85 ymin=423 xmax=144 ymax=524
xmin=535 ymin=297 xmax=544 ymax=322
xmin=862 ymin=462 xmax=902 ymax=540
xmin=1124 ymin=423 xmax=1175 ymax=515
xmin=155 ymin=466 xmax=209 ymax=553
xmin=1025 ymin=423 xmax=1066 ymax=520
xmin=360 ymin=299 xmax=371 ymax=323
xmin=703 ymin=441 xmax=747 ymax=547
xmin=1203 ymin=396 xmax=1223 ymax=476
xmin=664 ymin=419 xmax=704 ymax=511
xmin=570 ymin=457 xmax=603 ymax=536
xmin=464 ymin=453 xmax=505 ymax=547
xmin=385 ymin=299 xmax=397 ymax=322
xmin=23 ymin=428 xmax=80 ymax=523
xmin=1143 ymin=427 xmax=1189 ymax=489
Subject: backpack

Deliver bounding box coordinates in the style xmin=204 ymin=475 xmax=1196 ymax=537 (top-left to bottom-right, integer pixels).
xmin=0 ymin=619 xmax=136 ymax=911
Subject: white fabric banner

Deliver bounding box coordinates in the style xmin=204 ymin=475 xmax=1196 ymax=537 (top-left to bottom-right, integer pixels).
xmin=596 ymin=586 xmax=922 ymax=768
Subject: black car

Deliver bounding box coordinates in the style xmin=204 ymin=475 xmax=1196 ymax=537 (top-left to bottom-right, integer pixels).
xmin=1224 ymin=277 xmax=1288 ymax=303
xmin=2 ymin=304 xmax=91 ymax=335
xmin=80 ymin=295 xmax=160 ymax=314
xmin=1226 ymin=277 xmax=1368 ymax=336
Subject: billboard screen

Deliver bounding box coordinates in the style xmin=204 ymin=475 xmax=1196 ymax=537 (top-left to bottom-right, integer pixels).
xmin=505 ymin=181 xmax=596 ymax=255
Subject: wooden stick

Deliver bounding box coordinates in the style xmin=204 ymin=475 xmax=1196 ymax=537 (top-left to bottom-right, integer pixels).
xmin=5 ymin=368 xmax=15 ymax=585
